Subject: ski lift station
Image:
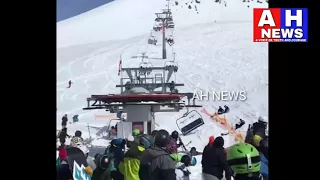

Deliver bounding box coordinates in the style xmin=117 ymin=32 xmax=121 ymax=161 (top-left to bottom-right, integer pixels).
xmin=83 ymin=61 xmax=204 ymax=139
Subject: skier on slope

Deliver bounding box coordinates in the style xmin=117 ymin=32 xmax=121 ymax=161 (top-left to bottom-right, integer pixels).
xmin=227 ymin=142 xmax=268 ymax=180
xmin=57 ymin=128 xmax=70 ymax=147
xmin=166 ymin=130 xmax=184 ymax=153
xmin=67 ymin=80 xmax=72 ymax=88
xmin=61 ymin=114 xmax=68 ymax=128
xmin=72 ymin=114 xmax=79 ymax=123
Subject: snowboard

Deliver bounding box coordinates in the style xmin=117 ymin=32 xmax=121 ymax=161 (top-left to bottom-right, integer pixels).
xmin=67 ymin=147 xmax=91 ymax=180
xmin=201 ymin=108 xmax=244 ymax=142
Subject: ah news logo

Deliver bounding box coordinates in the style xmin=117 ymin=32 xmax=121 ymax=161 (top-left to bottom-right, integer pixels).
xmin=253 ymin=8 xmax=308 ymax=42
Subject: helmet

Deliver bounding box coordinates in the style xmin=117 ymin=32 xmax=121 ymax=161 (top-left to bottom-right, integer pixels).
xmin=154 ymin=129 xmax=170 ymax=147
xmin=75 ymin=130 xmax=82 ymax=137
xmin=139 ymin=135 xmax=153 ymax=149
xmin=191 ymin=156 xmax=197 ymax=166
xmin=132 ymin=129 xmax=140 ymax=136
xmin=181 ymin=155 xmax=197 ymax=166
xmin=151 ymin=130 xmax=159 ymax=137
xmin=171 ymin=130 xmax=179 ymax=140
xmin=94 ymin=154 xmax=110 ymax=170
xmin=227 ymin=143 xmax=261 ymax=175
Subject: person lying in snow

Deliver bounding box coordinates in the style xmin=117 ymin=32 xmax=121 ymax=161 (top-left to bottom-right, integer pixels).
xmin=235 ymin=119 xmax=246 ymax=130
xmin=217 ymin=105 xmax=230 ymax=115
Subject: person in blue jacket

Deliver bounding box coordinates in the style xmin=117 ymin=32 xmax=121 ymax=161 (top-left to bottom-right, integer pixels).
xmin=106 ymin=138 xmax=125 ymax=180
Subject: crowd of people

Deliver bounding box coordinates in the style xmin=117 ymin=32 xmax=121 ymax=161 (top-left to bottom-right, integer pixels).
xmin=56 ymin=117 xmax=269 ymax=180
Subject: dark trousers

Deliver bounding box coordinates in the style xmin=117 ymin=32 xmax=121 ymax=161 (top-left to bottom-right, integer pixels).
xmin=110 ymin=171 xmax=123 ymax=180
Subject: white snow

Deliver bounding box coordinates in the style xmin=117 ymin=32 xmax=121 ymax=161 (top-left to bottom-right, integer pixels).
xmin=57 ymin=0 xmax=268 ymax=179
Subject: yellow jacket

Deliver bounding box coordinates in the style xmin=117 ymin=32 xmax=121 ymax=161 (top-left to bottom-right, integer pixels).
xmin=119 ymin=145 xmax=145 ymax=180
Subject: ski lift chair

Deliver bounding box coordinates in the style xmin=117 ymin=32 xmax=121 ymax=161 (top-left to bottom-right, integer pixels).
xmin=148 ymin=36 xmax=157 ymax=45
xmin=139 ymin=62 xmax=153 ymax=75
xmin=155 ymin=18 xmax=162 ymax=22
xmin=164 ymin=61 xmax=178 ymax=72
xmin=153 ymin=26 xmax=161 ymax=31
xmin=176 ymin=110 xmax=204 ymax=135
xmin=167 ymin=21 xmax=175 ymax=29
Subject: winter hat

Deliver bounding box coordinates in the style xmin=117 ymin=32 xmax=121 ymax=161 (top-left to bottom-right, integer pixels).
xmin=213 ymin=136 xmax=224 ymax=148
xmin=209 ymin=136 xmax=215 ymax=144
xmin=59 ymin=147 xmax=67 ymax=161
xmin=127 ymin=135 xmax=134 ymax=142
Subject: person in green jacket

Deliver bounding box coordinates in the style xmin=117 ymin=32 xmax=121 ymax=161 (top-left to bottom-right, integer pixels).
xmin=119 ymin=134 xmax=153 ymax=180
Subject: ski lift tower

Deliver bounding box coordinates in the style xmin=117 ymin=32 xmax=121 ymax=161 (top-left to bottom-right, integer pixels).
xmin=155 ymin=10 xmax=172 ymax=59
xmin=83 ymin=63 xmax=202 ymax=138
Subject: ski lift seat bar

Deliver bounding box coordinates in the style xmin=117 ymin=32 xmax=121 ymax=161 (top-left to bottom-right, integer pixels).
xmin=88 ymin=94 xmax=184 ymax=103
xmin=181 ymin=118 xmax=204 ymax=135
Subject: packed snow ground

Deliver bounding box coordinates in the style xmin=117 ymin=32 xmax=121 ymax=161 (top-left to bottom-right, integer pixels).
xmin=57 ymin=0 xmax=268 ymax=179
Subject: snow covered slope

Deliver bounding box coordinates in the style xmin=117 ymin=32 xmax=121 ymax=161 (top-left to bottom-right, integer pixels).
xmin=57 ymin=0 xmax=268 ymax=178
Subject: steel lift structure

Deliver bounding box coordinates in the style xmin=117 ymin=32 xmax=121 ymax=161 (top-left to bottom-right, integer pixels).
xmin=83 ymin=3 xmax=203 ymax=139
xmin=83 ymin=64 xmax=203 ymax=138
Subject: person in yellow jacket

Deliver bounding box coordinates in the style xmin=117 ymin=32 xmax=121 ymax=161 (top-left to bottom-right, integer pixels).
xmin=119 ymin=134 xmax=153 ymax=180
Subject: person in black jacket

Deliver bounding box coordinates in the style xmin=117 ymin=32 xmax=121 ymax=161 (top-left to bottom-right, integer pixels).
xmin=61 ymin=114 xmax=68 ymax=128
xmin=57 ymin=128 xmax=70 ymax=146
xmin=201 ymin=136 xmax=232 ymax=180
xmin=139 ymin=129 xmax=176 ymax=180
